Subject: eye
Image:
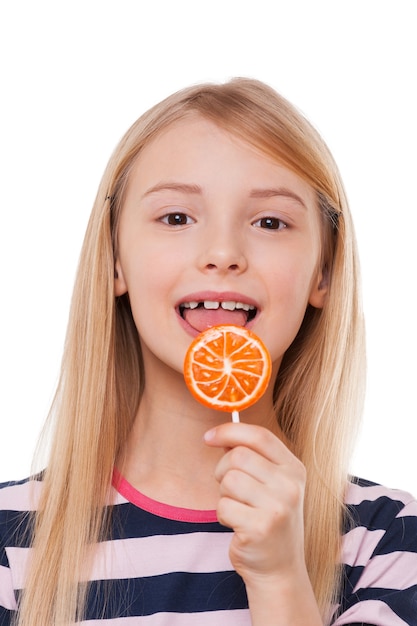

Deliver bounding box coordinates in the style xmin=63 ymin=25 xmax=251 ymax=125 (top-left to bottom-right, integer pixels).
xmin=160 ymin=212 xmax=194 ymax=226
xmin=253 ymin=216 xmax=287 ymax=230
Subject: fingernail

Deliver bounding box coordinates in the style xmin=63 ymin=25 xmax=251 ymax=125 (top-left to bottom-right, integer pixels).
xmin=204 ymin=428 xmax=216 ymax=442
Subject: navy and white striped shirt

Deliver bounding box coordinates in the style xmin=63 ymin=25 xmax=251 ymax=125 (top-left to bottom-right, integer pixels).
xmin=1 ymin=473 xmax=416 ymax=624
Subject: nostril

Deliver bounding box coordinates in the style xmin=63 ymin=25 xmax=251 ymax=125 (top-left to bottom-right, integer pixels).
xmin=201 ymin=252 xmax=247 ymax=273
xmin=205 ymin=263 xmax=240 ymax=271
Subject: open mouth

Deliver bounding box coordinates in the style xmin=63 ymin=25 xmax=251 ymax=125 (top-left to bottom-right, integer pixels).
xmin=179 ymin=300 xmax=258 ymax=332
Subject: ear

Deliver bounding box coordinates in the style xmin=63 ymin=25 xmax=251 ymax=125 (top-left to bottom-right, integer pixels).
xmin=308 ymin=267 xmax=329 ymax=309
xmin=114 ymin=259 xmax=128 ymax=296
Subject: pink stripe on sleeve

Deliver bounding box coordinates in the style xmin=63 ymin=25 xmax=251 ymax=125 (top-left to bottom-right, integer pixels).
xmin=342 ymin=526 xmax=385 ymax=566
xmin=353 ymin=550 xmax=417 ymax=593
xmin=332 ymin=599 xmax=408 ymax=626
xmin=0 ymin=564 xmax=17 ymax=610
xmin=3 ymin=547 xmax=29 ymax=591
xmin=341 ymin=526 xmax=385 ymax=567
xmin=0 ymin=480 xmax=42 ymax=511
xmin=397 ymin=499 xmax=417 ymax=517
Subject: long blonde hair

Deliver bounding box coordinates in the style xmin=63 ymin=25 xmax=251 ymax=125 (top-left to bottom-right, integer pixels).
xmin=17 ymin=79 xmax=365 ymax=624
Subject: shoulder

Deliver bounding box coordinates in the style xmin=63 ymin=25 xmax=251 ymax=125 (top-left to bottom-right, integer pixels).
xmin=344 ymin=476 xmax=417 ymax=533
xmin=345 ymin=475 xmax=416 ymax=505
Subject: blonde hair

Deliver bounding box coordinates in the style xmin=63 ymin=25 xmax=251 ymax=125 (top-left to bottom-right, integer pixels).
xmin=17 ymin=79 xmax=365 ymax=624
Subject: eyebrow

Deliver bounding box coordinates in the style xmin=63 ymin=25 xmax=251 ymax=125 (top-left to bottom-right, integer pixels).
xmin=142 ymin=181 xmax=307 ymax=209
xmin=141 ymin=182 xmax=202 ymax=198
xmin=248 ymin=187 xmax=307 ymax=208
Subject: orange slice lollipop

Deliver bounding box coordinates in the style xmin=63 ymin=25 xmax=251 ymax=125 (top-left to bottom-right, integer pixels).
xmin=183 ymin=324 xmax=272 ymax=413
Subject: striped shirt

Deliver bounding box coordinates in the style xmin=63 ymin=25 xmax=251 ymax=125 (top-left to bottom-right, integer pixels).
xmin=0 ymin=473 xmax=416 ymax=625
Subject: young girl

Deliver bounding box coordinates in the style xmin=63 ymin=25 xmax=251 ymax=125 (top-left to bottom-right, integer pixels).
xmin=1 ymin=79 xmax=416 ymax=625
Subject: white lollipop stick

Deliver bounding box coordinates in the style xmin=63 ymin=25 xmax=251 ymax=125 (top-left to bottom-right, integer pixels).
xmin=232 ymin=410 xmax=240 ymax=423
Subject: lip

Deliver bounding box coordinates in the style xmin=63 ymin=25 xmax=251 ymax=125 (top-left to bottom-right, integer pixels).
xmin=175 ymin=290 xmax=260 ymax=337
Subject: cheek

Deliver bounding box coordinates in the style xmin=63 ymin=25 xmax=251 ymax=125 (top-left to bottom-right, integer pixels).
xmin=120 ymin=236 xmax=163 ymax=286
xmin=271 ymin=254 xmax=319 ymax=304
xmin=265 ymin=263 xmax=319 ymax=360
xmin=120 ymin=245 xmax=177 ymax=319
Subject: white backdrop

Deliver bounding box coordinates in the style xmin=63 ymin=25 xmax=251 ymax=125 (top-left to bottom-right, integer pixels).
xmin=0 ymin=1 xmax=416 ymax=494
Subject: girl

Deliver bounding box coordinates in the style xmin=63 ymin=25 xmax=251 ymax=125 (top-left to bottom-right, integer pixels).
xmin=1 ymin=79 xmax=416 ymax=625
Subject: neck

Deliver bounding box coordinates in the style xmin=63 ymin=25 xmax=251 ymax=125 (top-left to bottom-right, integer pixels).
xmin=117 ymin=362 xmax=218 ymax=508
xmin=118 ymin=356 xmax=281 ymax=509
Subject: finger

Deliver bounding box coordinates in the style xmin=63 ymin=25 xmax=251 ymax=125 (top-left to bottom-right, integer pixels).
xmin=217 ymin=455 xmax=304 ymax=515
xmin=214 ymin=444 xmax=276 ymax=485
xmin=217 ymin=496 xmax=281 ymax=546
xmin=218 ymin=467 xmax=272 ymax=509
xmin=216 ymin=495 xmax=255 ymax=533
xmin=204 ymin=422 xmax=295 ymax=466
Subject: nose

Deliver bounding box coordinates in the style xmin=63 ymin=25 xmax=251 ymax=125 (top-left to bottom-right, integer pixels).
xmin=197 ymin=230 xmax=248 ymax=274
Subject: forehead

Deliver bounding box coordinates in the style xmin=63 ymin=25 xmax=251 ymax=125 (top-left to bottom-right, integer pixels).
xmin=127 ymin=115 xmax=316 ymax=206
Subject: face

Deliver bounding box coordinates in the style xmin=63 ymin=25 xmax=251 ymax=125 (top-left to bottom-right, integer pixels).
xmin=115 ymin=116 xmax=327 ymax=377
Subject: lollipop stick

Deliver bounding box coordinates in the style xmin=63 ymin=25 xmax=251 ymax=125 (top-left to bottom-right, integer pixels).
xmin=232 ymin=410 xmax=240 ymax=423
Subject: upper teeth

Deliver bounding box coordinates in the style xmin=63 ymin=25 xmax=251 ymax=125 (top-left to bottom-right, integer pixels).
xmin=182 ymin=301 xmax=255 ymax=311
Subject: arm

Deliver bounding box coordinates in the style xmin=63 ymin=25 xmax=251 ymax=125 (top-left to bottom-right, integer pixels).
xmin=204 ymin=422 xmax=323 ymax=626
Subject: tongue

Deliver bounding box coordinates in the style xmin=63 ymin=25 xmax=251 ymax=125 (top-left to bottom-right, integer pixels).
xmin=183 ymin=308 xmax=247 ymax=332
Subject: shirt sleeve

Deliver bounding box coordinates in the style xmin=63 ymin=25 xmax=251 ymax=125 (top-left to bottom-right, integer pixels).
xmin=0 ymin=486 xmax=21 ymax=625
xmin=331 ymin=497 xmax=417 ymax=626
xmin=0 ymin=533 xmax=17 ymax=625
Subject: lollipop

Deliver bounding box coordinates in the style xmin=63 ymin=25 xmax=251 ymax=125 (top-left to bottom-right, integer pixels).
xmin=183 ymin=325 xmax=272 ymax=422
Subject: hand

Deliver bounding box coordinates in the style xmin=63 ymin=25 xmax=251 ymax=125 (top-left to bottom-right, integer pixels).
xmin=204 ymin=422 xmax=307 ymax=585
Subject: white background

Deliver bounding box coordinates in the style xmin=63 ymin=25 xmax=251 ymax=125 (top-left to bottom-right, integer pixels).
xmin=0 ymin=1 xmax=416 ymax=494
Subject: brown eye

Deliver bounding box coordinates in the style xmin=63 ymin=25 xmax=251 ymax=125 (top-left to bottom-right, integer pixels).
xmin=161 ymin=212 xmax=193 ymax=226
xmin=254 ymin=217 xmax=286 ymax=230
